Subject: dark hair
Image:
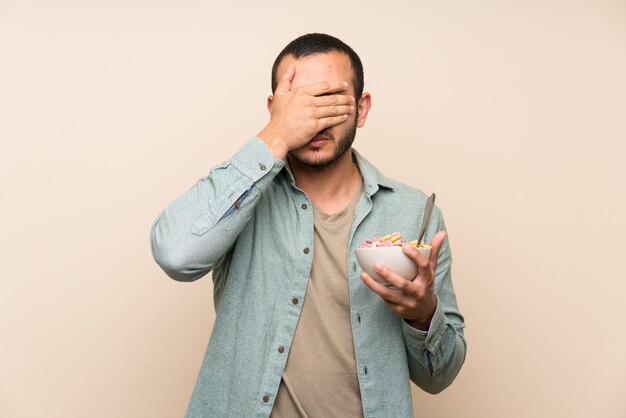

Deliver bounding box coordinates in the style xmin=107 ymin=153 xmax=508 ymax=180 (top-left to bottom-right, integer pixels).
xmin=271 ymin=33 xmax=364 ymax=100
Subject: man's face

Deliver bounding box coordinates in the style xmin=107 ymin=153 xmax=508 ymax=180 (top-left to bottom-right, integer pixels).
xmin=276 ymin=52 xmax=359 ymax=169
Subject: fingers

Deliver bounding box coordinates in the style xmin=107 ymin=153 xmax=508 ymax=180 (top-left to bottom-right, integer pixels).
xmin=428 ymin=231 xmax=447 ymax=269
xmin=317 ymin=114 xmax=350 ymax=131
xmin=274 ymin=63 xmax=295 ymax=96
xmin=401 ymin=244 xmax=430 ymax=271
xmin=401 ymin=243 xmax=434 ymax=295
xmin=372 ymin=263 xmax=416 ymax=294
xmin=314 ymin=104 xmax=355 ymax=119
xmin=301 ymin=80 xmax=349 ymax=96
xmin=360 ymin=271 xmax=412 ymax=305
xmin=361 ymin=267 xmax=437 ymax=323
xmin=311 ymin=94 xmax=355 ymax=107
xmin=311 ymin=94 xmax=355 ymax=124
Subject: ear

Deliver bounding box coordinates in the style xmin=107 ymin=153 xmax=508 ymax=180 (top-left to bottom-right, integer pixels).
xmin=356 ymin=92 xmax=372 ymax=128
xmin=267 ymin=95 xmax=274 ymax=114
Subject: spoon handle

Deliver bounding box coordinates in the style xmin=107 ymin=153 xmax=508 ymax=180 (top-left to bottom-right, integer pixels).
xmin=417 ymin=193 xmax=436 ymax=246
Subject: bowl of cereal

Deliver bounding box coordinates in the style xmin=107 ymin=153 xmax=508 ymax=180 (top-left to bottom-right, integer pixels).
xmin=355 ymin=232 xmax=431 ymax=286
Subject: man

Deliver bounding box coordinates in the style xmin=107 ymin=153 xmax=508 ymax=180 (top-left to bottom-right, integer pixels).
xmin=151 ymin=33 xmax=466 ymax=418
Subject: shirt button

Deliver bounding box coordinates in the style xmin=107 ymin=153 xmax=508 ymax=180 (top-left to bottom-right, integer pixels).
xmin=301 ymin=203 xmax=308 ymax=209
xmin=262 ymin=395 xmax=270 ymax=403
xmin=278 ymin=346 xmax=285 ymax=353
xmin=234 ymin=201 xmax=241 ymax=209
xmin=291 ymin=297 xmax=299 ymax=305
xmin=303 ymin=247 xmax=310 ymax=254
xmin=259 ymin=163 xmax=267 ymax=171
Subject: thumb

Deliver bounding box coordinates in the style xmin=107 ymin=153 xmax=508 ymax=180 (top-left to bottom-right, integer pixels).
xmin=274 ymin=63 xmax=295 ymax=96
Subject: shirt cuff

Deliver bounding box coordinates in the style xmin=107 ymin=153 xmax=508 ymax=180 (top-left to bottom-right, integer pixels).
xmin=230 ymin=137 xmax=284 ymax=182
xmin=401 ymin=297 xmax=447 ymax=355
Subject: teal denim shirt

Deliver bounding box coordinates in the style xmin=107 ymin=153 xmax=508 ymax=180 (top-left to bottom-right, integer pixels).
xmin=151 ymin=138 xmax=466 ymax=418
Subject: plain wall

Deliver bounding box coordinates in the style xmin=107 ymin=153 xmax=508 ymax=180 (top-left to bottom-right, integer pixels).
xmin=1 ymin=0 xmax=625 ymax=417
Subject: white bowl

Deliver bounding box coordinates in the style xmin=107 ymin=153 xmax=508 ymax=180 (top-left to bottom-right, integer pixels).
xmin=355 ymin=246 xmax=431 ymax=286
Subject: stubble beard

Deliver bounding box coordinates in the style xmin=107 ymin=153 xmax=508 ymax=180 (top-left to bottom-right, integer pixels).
xmin=288 ymin=117 xmax=358 ymax=170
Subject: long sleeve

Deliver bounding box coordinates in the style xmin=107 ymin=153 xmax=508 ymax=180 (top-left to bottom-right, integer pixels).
xmin=400 ymin=208 xmax=467 ymax=393
xmin=150 ymin=138 xmax=284 ymax=282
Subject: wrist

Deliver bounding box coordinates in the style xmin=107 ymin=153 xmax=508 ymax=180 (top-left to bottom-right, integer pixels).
xmin=406 ymin=316 xmax=432 ymax=331
xmin=406 ymin=295 xmax=438 ymax=331
xmin=257 ymin=126 xmax=289 ymax=160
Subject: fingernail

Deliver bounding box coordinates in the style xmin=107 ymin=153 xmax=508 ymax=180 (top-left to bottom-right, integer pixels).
xmin=350 ymin=105 xmax=355 ymax=113
xmin=374 ymin=263 xmax=382 ymax=272
xmin=343 ymin=81 xmax=348 ymax=87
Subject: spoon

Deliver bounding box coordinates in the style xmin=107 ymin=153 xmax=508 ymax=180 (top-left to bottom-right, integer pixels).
xmin=417 ymin=193 xmax=436 ymax=247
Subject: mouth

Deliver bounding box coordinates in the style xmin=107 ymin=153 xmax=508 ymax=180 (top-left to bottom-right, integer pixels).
xmin=308 ymin=132 xmax=331 ymax=147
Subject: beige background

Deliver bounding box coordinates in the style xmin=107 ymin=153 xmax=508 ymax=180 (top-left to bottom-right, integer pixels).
xmin=1 ymin=0 xmax=625 ymax=417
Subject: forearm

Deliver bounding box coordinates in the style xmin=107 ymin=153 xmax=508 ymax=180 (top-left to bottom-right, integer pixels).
xmin=402 ymin=304 xmax=466 ymax=393
xmin=257 ymin=127 xmax=289 ymax=160
xmin=150 ymin=138 xmax=284 ymax=281
xmin=402 ymin=210 xmax=467 ymax=393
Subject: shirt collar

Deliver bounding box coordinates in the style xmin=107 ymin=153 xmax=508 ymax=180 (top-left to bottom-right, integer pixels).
xmin=351 ymin=148 xmax=395 ymax=195
xmin=280 ymin=149 xmax=395 ymax=195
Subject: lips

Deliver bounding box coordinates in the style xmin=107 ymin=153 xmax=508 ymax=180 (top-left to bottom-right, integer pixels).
xmin=309 ymin=133 xmax=331 ymax=146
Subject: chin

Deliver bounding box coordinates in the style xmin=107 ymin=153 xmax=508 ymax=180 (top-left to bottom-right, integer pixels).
xmin=290 ymin=147 xmax=348 ymax=169
xmin=290 ymin=121 xmax=357 ymax=169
